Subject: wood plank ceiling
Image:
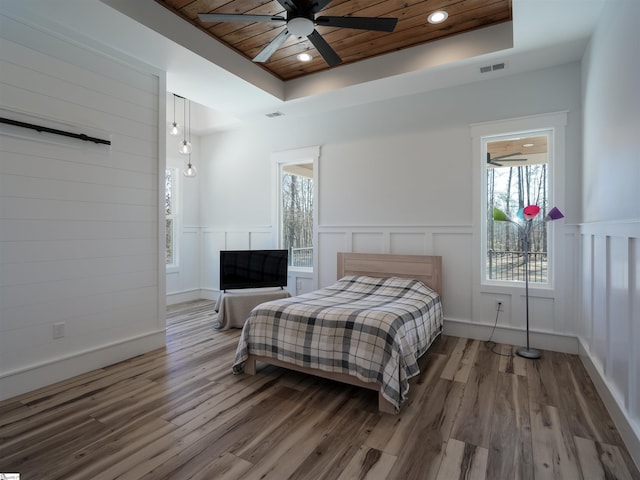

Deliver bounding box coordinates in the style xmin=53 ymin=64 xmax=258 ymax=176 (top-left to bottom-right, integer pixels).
xmin=154 ymin=0 xmax=513 ymax=81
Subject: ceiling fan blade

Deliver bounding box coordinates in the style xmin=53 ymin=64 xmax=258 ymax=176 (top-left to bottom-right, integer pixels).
xmin=487 ymin=153 xmax=499 ymax=166
xmin=491 ymin=152 xmax=523 ymax=161
xmin=497 ymin=158 xmax=528 ymax=162
xmin=253 ymin=28 xmax=292 ymax=63
xmin=315 ymin=16 xmax=398 ymax=32
xmin=275 ymin=0 xmax=296 ymax=13
xmin=198 ymin=13 xmax=285 ymax=23
xmin=307 ymin=30 xmax=341 ymax=67
xmin=311 ymin=0 xmax=333 ymax=13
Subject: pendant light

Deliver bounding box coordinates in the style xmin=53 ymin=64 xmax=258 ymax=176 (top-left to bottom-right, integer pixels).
xmin=182 ymin=98 xmax=196 ymax=177
xmin=179 ymin=97 xmax=192 ymax=155
xmin=169 ymin=94 xmax=180 ymax=136
xmin=184 ymin=155 xmax=197 ymax=177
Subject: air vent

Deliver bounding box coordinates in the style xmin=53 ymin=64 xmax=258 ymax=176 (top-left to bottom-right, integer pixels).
xmin=265 ymin=111 xmax=284 ymax=118
xmin=480 ymin=62 xmax=506 ymax=74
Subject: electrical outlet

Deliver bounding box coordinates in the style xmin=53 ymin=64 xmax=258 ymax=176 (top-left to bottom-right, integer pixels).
xmin=53 ymin=322 xmax=65 ymax=339
xmin=495 ymin=300 xmax=503 ymax=312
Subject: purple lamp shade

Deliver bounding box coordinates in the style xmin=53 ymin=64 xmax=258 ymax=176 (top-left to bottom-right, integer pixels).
xmin=545 ymin=206 xmax=565 ymax=221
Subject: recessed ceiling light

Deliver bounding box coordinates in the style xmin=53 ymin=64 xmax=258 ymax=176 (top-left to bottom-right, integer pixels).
xmin=297 ymin=52 xmax=313 ymax=62
xmin=427 ymin=10 xmax=448 ymax=24
xmin=523 ymin=143 xmax=535 ymax=147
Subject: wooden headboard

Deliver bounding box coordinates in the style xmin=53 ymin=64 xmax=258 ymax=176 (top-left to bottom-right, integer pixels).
xmin=337 ymin=252 xmax=442 ymax=295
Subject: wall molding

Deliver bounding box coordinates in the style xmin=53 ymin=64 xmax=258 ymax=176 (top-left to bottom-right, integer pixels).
xmin=166 ymin=288 xmax=204 ymax=305
xmin=444 ymin=317 xmax=579 ymax=354
xmin=579 ymin=220 xmax=640 ymax=237
xmin=0 ymin=330 xmax=166 ymax=401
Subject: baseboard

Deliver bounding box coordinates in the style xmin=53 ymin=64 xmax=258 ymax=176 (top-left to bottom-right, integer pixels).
xmin=578 ymin=338 xmax=640 ymax=471
xmin=166 ymin=289 xmax=203 ymax=305
xmin=0 ymin=330 xmax=166 ymax=401
xmin=443 ymin=317 xmax=579 ymax=354
xmin=166 ymin=289 xmax=218 ymax=305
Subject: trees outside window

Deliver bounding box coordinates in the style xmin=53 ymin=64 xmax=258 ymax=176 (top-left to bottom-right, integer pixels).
xmin=165 ymin=168 xmax=176 ymax=266
xmin=280 ymin=163 xmax=313 ymax=268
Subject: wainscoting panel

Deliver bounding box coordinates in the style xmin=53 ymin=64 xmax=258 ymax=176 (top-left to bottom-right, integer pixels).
xmin=389 ymin=232 xmax=430 ymax=254
xmin=225 ymin=232 xmax=251 ymax=250
xmin=609 ymin=235 xmax=631 ymax=406
xmin=592 ymin=234 xmax=609 ymax=370
xmin=352 ymin=232 xmax=384 ymax=253
xmin=201 ymin=230 xmax=226 ymax=295
xmin=433 ymin=231 xmax=473 ymax=323
xmin=578 ymin=221 xmax=640 ymax=464
xmin=317 ymin=231 xmax=348 ymax=287
xmin=250 ymin=231 xmax=274 ymax=249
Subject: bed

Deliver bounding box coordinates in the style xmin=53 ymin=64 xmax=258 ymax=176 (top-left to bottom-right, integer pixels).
xmin=232 ymin=252 xmax=443 ymax=414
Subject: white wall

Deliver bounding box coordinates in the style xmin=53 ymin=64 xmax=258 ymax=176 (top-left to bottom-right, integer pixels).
xmin=0 ymin=14 xmax=165 ymax=400
xmin=579 ymin=0 xmax=640 ymax=463
xmin=199 ymin=62 xmax=583 ymax=346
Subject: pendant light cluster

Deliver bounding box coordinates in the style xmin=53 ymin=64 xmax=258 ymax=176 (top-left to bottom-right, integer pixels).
xmin=169 ymin=93 xmax=197 ymax=177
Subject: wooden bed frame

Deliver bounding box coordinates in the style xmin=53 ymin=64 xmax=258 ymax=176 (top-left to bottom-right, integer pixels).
xmin=243 ymin=252 xmax=443 ymax=414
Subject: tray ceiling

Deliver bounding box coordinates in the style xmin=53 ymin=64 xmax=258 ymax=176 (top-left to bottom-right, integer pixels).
xmin=155 ymin=0 xmax=512 ymax=81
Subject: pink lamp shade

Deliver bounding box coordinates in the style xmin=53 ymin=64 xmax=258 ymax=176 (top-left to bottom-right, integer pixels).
xmin=523 ymin=205 xmax=541 ymax=220
xmin=544 ymin=206 xmax=565 ymax=221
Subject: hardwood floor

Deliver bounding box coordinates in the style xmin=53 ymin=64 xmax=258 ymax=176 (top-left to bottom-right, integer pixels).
xmin=1 ymin=299 xmax=638 ymax=479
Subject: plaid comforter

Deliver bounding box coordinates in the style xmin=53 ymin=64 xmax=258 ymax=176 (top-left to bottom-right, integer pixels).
xmin=232 ymin=275 xmax=443 ymax=410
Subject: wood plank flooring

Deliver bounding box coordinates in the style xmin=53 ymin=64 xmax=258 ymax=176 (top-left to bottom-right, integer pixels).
xmin=1 ymin=299 xmax=638 ymax=479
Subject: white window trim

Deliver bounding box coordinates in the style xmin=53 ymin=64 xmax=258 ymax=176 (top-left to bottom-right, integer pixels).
xmin=471 ymin=112 xmax=567 ymax=291
xmin=271 ymin=146 xmax=320 ymax=274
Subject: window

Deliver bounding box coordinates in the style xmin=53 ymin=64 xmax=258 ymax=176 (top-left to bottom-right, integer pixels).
xmin=474 ymin=113 xmax=566 ymax=289
xmin=485 ymin=132 xmax=551 ymax=283
xmin=273 ymin=147 xmax=319 ymax=270
xmin=165 ymin=168 xmax=177 ymax=266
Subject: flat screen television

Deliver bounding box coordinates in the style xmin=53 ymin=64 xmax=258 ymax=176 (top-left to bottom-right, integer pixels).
xmin=220 ymin=249 xmax=288 ymax=291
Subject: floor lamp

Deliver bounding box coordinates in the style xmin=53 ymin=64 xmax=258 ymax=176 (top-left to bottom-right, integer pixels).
xmin=492 ymin=205 xmax=564 ymax=359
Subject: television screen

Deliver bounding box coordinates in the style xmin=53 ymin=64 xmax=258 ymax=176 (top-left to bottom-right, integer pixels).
xmin=220 ymin=249 xmax=288 ymax=291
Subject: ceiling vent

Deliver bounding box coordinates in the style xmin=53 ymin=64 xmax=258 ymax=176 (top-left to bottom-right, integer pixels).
xmin=480 ymin=62 xmax=506 ymax=74
xmin=265 ymin=111 xmax=284 ymax=118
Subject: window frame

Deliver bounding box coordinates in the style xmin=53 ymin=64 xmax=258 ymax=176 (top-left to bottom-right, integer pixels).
xmin=472 ymin=112 xmax=567 ymax=290
xmin=271 ymin=146 xmax=319 ymax=273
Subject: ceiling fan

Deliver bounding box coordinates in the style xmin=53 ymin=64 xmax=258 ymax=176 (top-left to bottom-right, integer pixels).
xmin=487 ymin=152 xmax=528 ymax=167
xmin=198 ymin=0 xmax=398 ymax=67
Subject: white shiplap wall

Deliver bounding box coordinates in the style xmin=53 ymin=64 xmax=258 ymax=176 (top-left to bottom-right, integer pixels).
xmin=0 ymin=15 xmax=165 ymax=400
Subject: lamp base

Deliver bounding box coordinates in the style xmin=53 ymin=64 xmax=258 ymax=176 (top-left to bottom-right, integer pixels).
xmin=516 ymin=347 xmax=541 ymax=359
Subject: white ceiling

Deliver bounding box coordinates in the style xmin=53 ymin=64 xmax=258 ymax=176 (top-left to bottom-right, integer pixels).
xmin=2 ymin=0 xmax=607 ymax=134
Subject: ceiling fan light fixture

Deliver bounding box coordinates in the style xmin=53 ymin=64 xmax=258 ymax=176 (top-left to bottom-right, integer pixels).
xmin=427 ymin=10 xmax=448 ymax=24
xmin=288 ymin=17 xmax=314 ymax=37
xmin=297 ymin=52 xmax=313 ymax=62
